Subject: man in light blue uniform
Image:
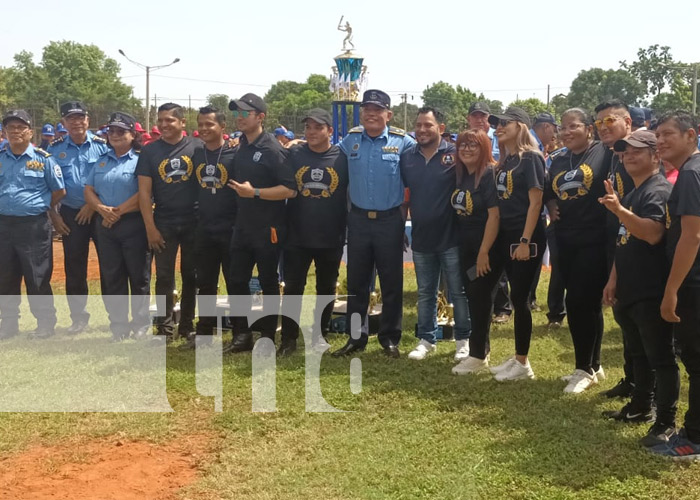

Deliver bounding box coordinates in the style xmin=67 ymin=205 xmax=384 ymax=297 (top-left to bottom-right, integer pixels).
xmin=0 ymin=110 xmax=66 ymax=339
xmin=468 ymin=102 xmax=500 ymax=160
xmin=48 ymin=101 xmax=109 ymax=334
xmin=331 ymin=89 xmax=415 ymax=358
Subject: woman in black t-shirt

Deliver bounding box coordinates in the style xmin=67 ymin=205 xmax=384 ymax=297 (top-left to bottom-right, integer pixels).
xmin=451 ymin=129 xmax=500 ymax=375
xmin=544 ymin=108 xmax=609 ymax=394
xmin=487 ymin=107 xmax=546 ymax=382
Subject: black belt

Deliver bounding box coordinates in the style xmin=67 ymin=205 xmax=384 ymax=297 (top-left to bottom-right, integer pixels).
xmin=351 ymin=205 xmax=400 ymax=220
xmin=0 ymin=212 xmax=48 ymax=222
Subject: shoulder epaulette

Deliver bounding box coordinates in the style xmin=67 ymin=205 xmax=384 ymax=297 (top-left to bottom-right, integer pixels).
xmin=34 ymin=147 xmax=51 ymax=158
xmin=348 ymin=126 xmax=363 ymax=134
xmin=389 ymin=126 xmax=406 ymax=137
xmin=93 ymin=136 xmax=107 ymax=144
xmin=50 ymin=136 xmax=65 ymax=146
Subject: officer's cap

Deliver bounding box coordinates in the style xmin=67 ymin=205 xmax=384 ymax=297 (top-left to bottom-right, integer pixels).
xmin=60 ymin=101 xmax=88 ymax=117
xmin=42 ymin=123 xmax=55 ymax=136
xmin=56 ymin=123 xmax=68 ymax=134
xmin=361 ymin=90 xmax=390 ymax=109
xmin=2 ymin=109 xmax=32 ymax=127
xmin=229 ymin=93 xmax=267 ymax=113
xmin=107 ymin=112 xmax=136 ymax=131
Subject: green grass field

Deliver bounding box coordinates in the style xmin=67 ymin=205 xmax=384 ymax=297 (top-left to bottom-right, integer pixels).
xmin=1 ymin=266 xmax=699 ymax=499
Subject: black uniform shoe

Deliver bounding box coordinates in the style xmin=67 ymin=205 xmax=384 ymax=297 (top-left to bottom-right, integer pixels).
xmin=66 ymin=319 xmax=89 ymax=335
xmin=603 ymin=378 xmax=635 ymax=398
xmin=177 ymin=323 xmax=196 ymax=340
xmin=331 ymin=342 xmax=365 ymax=358
xmin=277 ymin=339 xmax=297 ymax=357
xmin=0 ymin=320 xmax=19 ymax=340
xmin=28 ymin=328 xmax=55 ymax=340
xmin=382 ymin=343 xmax=400 ymax=358
xmin=602 ymin=401 xmax=655 ymax=423
xmin=223 ymin=332 xmax=254 ymax=354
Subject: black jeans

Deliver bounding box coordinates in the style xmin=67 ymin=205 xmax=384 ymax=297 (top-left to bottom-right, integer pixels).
xmin=0 ymin=214 xmax=56 ymax=329
xmin=545 ymin=224 xmax=566 ymax=322
xmin=153 ymin=222 xmax=197 ymax=335
xmin=59 ymin=205 xmax=100 ymax=323
xmin=557 ymin=236 xmax=607 ymax=373
xmin=96 ymin=213 xmax=151 ymax=336
xmin=674 ymin=286 xmax=700 ymax=443
xmin=346 ymin=207 xmax=404 ymax=348
xmin=491 ymin=222 xmax=546 ymax=356
xmin=280 ymin=246 xmax=344 ymax=342
xmin=196 ymin=226 xmax=233 ymax=335
xmin=228 ymin=226 xmax=283 ymax=339
xmin=613 ymin=299 xmax=679 ymax=426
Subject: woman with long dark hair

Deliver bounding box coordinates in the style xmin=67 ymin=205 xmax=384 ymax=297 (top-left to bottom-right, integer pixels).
xmin=451 ymin=129 xmax=500 ymax=375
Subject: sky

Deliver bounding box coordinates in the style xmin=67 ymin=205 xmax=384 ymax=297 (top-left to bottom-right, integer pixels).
xmin=1 ymin=0 xmax=697 ymax=112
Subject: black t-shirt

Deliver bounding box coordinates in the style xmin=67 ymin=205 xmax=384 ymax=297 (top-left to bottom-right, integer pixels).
xmin=401 ymin=141 xmax=458 ymax=253
xmin=192 ymin=142 xmax=237 ymax=232
xmin=666 ymin=153 xmax=700 ymax=288
xmin=285 ymin=143 xmax=348 ymax=248
xmin=546 ymin=141 xmax=608 ymax=245
xmin=135 ymin=136 xmax=201 ymax=225
xmin=495 ymin=151 xmax=545 ymax=233
xmin=605 ymin=148 xmax=637 ymax=250
xmin=233 ymin=131 xmax=295 ymax=232
xmin=452 ymin=166 xmax=498 ymax=245
xmin=615 ymin=173 xmax=671 ymax=306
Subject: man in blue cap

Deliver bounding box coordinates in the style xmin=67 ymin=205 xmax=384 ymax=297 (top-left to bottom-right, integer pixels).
xmin=40 ymin=124 xmax=55 ymax=150
xmin=0 ymin=110 xmax=66 ymax=339
xmin=331 ymin=89 xmax=415 ymax=358
xmin=48 ymin=101 xmax=109 ymax=335
xmin=56 ymin=123 xmax=68 ymax=138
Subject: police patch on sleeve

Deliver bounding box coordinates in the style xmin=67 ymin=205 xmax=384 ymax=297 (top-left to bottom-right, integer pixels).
xmin=53 ymin=163 xmax=62 ymax=178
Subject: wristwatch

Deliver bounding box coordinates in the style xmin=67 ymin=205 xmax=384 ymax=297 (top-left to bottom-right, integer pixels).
xmin=254 ymin=188 xmax=261 ymax=199
xmin=520 ymin=237 xmax=529 ymax=244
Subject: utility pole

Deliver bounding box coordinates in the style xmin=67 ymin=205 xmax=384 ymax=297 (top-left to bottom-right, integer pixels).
xmin=400 ymin=93 xmax=408 ymax=131
xmin=546 ymin=84 xmax=550 ymax=109
xmin=693 ymin=64 xmax=698 ymax=116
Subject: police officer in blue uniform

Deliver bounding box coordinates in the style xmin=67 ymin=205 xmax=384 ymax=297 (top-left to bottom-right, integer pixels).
xmin=0 ymin=110 xmax=66 ymax=339
xmin=48 ymin=101 xmax=109 ymax=334
xmin=84 ymin=112 xmax=151 ymax=342
xmin=331 ymin=90 xmax=416 ymax=358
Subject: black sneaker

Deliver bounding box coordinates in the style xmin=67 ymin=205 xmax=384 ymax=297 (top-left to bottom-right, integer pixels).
xmin=603 ymin=402 xmax=655 ymax=423
xmin=603 ymin=378 xmax=634 ymax=398
xmin=640 ymin=422 xmax=677 ymax=447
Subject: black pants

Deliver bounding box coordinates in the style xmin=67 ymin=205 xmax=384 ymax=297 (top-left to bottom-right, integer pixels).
xmin=280 ymin=246 xmax=343 ymax=342
xmin=493 ymin=272 xmax=512 ymax=315
xmin=613 ymin=299 xmax=679 ymax=426
xmin=346 ymin=207 xmax=404 ymax=348
xmin=557 ymin=235 xmax=607 ymax=373
xmin=545 ymin=224 xmax=566 ymax=322
xmin=153 ymin=222 xmax=197 ymax=335
xmin=0 ymin=213 xmax=56 ymax=329
xmin=196 ymin=226 xmax=233 ymax=335
xmin=608 ymin=224 xmax=635 ymax=383
xmin=460 ymin=239 xmax=501 ymax=360
xmin=491 ymin=222 xmax=545 ymax=356
xmin=674 ymin=286 xmax=700 ymax=442
xmin=229 ymin=226 xmax=282 ymax=339
xmin=96 ymin=213 xmax=151 ymax=336
xmin=59 ymin=205 xmax=100 ymax=323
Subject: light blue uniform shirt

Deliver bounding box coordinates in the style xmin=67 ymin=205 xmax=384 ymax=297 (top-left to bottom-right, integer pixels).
xmin=86 ymin=148 xmax=139 ymax=207
xmin=340 ymin=125 xmax=415 ymax=211
xmin=488 ymin=127 xmax=500 ymax=161
xmin=48 ymin=131 xmax=109 ymax=208
xmin=0 ymin=144 xmax=65 ymax=215
xmin=530 ymin=128 xmax=552 ymax=168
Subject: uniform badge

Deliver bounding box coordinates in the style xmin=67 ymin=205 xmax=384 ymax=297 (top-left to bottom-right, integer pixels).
xmin=171 ymin=158 xmax=181 ymax=170
xmin=382 ymin=146 xmax=399 ymax=153
xmin=564 ymin=170 xmax=577 ymax=181
xmin=441 ymin=154 xmax=454 ymax=165
xmin=99 ymin=161 xmax=106 ymax=168
xmin=58 ymin=152 xmax=67 ymax=160
xmin=253 ymin=151 xmax=262 ymax=163
xmin=352 ymin=143 xmax=360 ymax=151
xmin=455 ymin=192 xmax=465 ymax=204
xmin=205 ymin=164 xmax=216 ymax=176
xmin=53 ymin=164 xmax=62 ymax=178
xmin=310 ymin=168 xmax=324 ymax=182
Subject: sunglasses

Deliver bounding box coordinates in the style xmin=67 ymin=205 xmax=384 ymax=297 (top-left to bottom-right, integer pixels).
xmin=594 ymin=115 xmax=621 ymax=129
xmin=496 ymin=119 xmax=513 ymax=128
xmin=232 ymin=110 xmax=255 ymax=118
xmin=107 ymin=127 xmax=128 ymax=136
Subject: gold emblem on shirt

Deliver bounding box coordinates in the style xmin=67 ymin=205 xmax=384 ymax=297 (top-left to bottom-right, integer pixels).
xmin=25 ymin=160 xmax=44 ymax=171
xmin=295 ymin=166 xmax=339 ymax=198
xmin=552 ymin=163 xmax=593 ymax=201
xmin=158 ymin=156 xmax=193 ymax=183
xmin=382 ymin=146 xmax=399 ymax=154
xmin=196 ymin=162 xmax=228 ymax=189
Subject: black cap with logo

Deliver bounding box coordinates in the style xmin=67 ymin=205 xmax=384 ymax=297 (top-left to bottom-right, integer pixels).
xmin=468 ymin=102 xmax=491 ymax=115
xmin=302 ymin=108 xmax=333 ymax=127
xmin=488 ymin=106 xmax=532 ymax=128
xmin=361 ymin=89 xmax=390 ymax=109
xmin=228 ymin=93 xmax=267 ymax=113
xmin=60 ymin=101 xmax=88 ymax=117
xmin=2 ymin=109 xmax=32 ymax=127
xmin=107 ymin=112 xmax=136 ymax=131
xmin=533 ymin=112 xmax=559 ymax=127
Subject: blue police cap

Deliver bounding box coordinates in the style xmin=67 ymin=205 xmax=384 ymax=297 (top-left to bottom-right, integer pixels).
xmin=42 ymin=123 xmax=55 ymax=136
xmin=60 ymin=101 xmax=88 ymax=117
xmin=2 ymin=109 xmax=32 ymax=127
xmin=629 ymin=107 xmax=646 ymax=127
xmin=56 ymin=123 xmax=68 ymax=134
xmin=274 ymin=127 xmax=287 ymax=137
xmin=362 ymin=89 xmax=390 ymax=109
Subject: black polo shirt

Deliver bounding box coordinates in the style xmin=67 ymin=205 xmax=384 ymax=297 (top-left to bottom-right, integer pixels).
xmin=495 ymin=151 xmax=545 ymax=233
xmin=667 ymin=153 xmax=700 ymax=288
xmin=401 ymin=140 xmax=458 ymax=253
xmin=192 ymin=142 xmax=237 ymax=232
xmin=615 ymin=173 xmax=671 ymax=306
xmin=286 ymin=143 xmax=348 ymax=249
xmin=135 ymin=136 xmax=201 ymax=225
xmin=232 ymin=131 xmax=295 ymax=232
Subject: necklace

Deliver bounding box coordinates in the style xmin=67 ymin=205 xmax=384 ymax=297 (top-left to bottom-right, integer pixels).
xmin=204 ymin=141 xmax=225 ymax=194
xmin=569 ymin=143 xmax=590 ymax=171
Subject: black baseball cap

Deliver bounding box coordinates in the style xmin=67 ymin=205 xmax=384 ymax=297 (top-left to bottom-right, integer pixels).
xmin=534 ymin=112 xmax=558 ymax=127
xmin=613 ymin=130 xmax=657 ymax=152
xmin=60 ymin=101 xmax=88 ymax=117
xmin=302 ymin=108 xmax=332 ymax=127
xmin=361 ymin=89 xmax=390 ymax=109
xmin=228 ymin=93 xmax=267 ymax=113
xmin=107 ymin=112 xmax=136 ymax=131
xmin=488 ymin=107 xmax=532 ymax=128
xmin=629 ymin=107 xmax=646 ymax=127
xmin=2 ymin=109 xmax=32 ymax=127
xmin=468 ymin=102 xmax=491 ymax=115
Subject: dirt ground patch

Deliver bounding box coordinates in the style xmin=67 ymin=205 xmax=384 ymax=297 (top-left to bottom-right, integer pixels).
xmin=0 ymin=435 xmax=210 ymax=500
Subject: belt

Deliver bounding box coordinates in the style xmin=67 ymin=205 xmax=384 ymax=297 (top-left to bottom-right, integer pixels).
xmin=0 ymin=212 xmax=48 ymax=221
xmin=351 ymin=205 xmax=400 ymax=220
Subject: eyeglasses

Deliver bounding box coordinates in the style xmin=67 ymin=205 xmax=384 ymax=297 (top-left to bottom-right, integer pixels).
xmin=107 ymin=128 xmax=128 ymax=136
xmin=458 ymin=142 xmax=480 ymax=151
xmin=559 ymin=122 xmax=585 ymax=133
xmin=594 ymin=115 xmax=621 ymax=129
xmin=232 ymin=110 xmax=254 ymax=118
xmin=64 ymin=114 xmax=87 ymax=122
xmin=4 ymin=125 xmax=30 ymax=133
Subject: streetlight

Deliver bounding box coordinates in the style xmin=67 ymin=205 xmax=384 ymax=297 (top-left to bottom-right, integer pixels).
xmin=118 ymin=50 xmax=180 ymax=130
xmin=660 ymin=62 xmax=699 ymax=115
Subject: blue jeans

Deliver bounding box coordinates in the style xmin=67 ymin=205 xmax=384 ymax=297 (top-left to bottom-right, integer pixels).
xmin=413 ymin=246 xmax=471 ymax=343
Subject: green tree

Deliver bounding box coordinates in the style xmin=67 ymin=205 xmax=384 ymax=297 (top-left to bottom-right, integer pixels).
xmin=476 ymin=94 xmax=503 ymax=115
xmin=620 ymin=45 xmax=676 ymax=98
xmin=421 ymin=81 xmax=477 ymax=132
xmin=206 ymin=93 xmax=236 ymax=130
xmin=566 ymin=68 xmax=645 ymax=111
xmin=390 ymin=103 xmax=419 ymax=132
xmin=264 ymin=74 xmax=333 ymax=135
xmin=508 ymin=98 xmax=548 ymax=119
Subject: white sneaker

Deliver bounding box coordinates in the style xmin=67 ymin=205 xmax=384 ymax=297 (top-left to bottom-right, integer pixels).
xmin=562 ymin=365 xmax=605 ymax=382
xmin=563 ymin=369 xmax=598 ymax=394
xmin=454 ymin=340 xmax=470 ymax=361
xmin=489 ymin=356 xmax=516 ymax=375
xmin=452 ymin=356 xmax=489 ymax=375
xmin=561 ymin=370 xmax=576 ymax=382
xmin=408 ymin=339 xmax=436 ymax=360
xmin=494 ymin=359 xmax=535 ymax=381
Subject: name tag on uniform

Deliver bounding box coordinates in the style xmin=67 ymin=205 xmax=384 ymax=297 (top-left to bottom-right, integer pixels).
xmin=382 ymin=146 xmax=399 ymax=154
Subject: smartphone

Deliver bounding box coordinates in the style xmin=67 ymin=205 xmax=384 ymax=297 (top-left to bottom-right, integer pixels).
xmin=510 ymin=243 xmax=538 ymax=258
xmin=466 ymin=265 xmax=477 ymax=281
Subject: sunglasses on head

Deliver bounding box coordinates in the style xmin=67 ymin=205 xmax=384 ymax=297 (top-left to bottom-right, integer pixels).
xmin=232 ymin=110 xmax=254 ymax=118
